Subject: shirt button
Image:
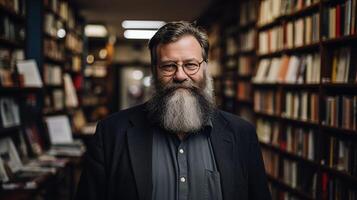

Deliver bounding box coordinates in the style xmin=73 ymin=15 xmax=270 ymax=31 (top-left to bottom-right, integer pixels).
xmin=179 ymin=149 xmax=184 ymax=154
xmin=180 ymin=177 xmax=186 ymax=183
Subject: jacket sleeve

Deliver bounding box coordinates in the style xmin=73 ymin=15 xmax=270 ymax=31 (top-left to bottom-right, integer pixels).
xmin=76 ymin=122 xmax=107 ymax=200
xmin=247 ymin=125 xmax=272 ymax=200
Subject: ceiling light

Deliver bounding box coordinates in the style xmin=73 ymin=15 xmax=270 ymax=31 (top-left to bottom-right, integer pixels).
xmin=132 ymin=70 xmax=144 ymax=80
xmin=124 ymin=30 xmax=157 ymax=40
xmin=85 ymin=24 xmax=108 ymax=37
xmin=122 ymin=20 xmax=165 ymax=29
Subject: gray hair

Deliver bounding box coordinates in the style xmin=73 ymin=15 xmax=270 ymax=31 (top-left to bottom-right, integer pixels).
xmin=148 ymin=21 xmax=209 ymax=68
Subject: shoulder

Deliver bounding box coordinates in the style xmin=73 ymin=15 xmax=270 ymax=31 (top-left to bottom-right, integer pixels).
xmin=216 ymin=109 xmax=255 ymax=132
xmin=97 ymin=103 xmax=146 ymax=128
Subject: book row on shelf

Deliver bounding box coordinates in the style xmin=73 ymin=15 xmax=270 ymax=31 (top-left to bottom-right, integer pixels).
xmin=0 ymin=13 xmax=25 ymax=43
xmin=257 ymin=117 xmax=357 ymax=174
xmin=254 ymin=53 xmax=321 ymax=84
xmin=264 ymin=147 xmax=357 ymax=200
xmin=325 ymin=95 xmax=357 ymax=130
xmin=238 ymin=56 xmax=255 ymax=76
xmin=239 ymin=0 xmax=257 ymax=26
xmin=44 ymin=0 xmax=79 ymax=31
xmin=322 ymin=0 xmax=357 ymax=39
xmin=258 ymin=0 xmax=320 ymax=26
xmin=0 ymin=0 xmax=26 ymax=15
xmin=258 ymin=12 xmax=320 ymax=54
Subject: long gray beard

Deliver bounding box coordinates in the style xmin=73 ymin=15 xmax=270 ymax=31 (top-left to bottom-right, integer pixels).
xmin=147 ymin=71 xmax=215 ymax=134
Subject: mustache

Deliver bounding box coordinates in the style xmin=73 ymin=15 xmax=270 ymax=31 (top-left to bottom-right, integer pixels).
xmin=160 ymin=82 xmax=202 ymax=97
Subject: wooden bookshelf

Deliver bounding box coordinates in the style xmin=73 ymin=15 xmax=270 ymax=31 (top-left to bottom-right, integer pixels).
xmin=208 ymin=0 xmax=357 ymax=198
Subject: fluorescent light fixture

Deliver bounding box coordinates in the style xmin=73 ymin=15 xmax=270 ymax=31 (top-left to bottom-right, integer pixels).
xmin=122 ymin=20 xmax=165 ymax=29
xmin=124 ymin=30 xmax=157 ymax=39
xmin=85 ymin=24 xmax=108 ymax=37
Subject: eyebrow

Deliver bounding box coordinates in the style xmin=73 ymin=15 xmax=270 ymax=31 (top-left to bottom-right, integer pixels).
xmin=159 ymin=58 xmax=200 ymax=63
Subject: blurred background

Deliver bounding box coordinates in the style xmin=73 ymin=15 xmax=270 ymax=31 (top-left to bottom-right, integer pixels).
xmin=1 ymin=0 xmax=357 ymax=199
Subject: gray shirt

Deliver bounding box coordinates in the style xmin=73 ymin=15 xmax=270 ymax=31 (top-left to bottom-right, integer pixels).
xmin=152 ymin=125 xmax=223 ymax=200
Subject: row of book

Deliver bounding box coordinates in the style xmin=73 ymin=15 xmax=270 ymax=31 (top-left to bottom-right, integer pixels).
xmin=283 ymin=91 xmax=319 ymax=122
xmin=43 ymin=64 xmax=62 ymax=86
xmin=0 ymin=14 xmax=25 ymax=42
xmin=322 ymin=0 xmax=357 ymax=39
xmin=44 ymin=89 xmax=64 ymax=112
xmin=0 ymin=0 xmax=26 ymax=15
xmin=324 ymin=95 xmax=357 ymax=130
xmin=328 ymin=47 xmax=353 ymax=83
xmin=237 ymin=81 xmax=251 ymax=101
xmin=258 ymin=0 xmax=320 ymax=26
xmin=43 ymin=12 xmax=65 ymax=38
xmin=226 ymin=37 xmax=237 ymax=56
xmin=254 ymin=90 xmax=281 ymax=115
xmin=44 ymin=38 xmax=65 ymax=61
xmin=67 ymin=55 xmax=82 ymax=72
xmin=321 ymin=173 xmax=357 ymax=200
xmin=253 ymin=53 xmax=321 ymax=84
xmin=239 ymin=29 xmax=256 ymax=52
xmin=322 ymin=136 xmax=357 ymax=175
xmin=0 ymin=115 xmax=85 ymax=190
xmin=262 ymin=149 xmax=318 ymax=196
xmin=239 ymin=0 xmax=257 ymax=26
xmin=0 ymin=97 xmax=20 ymax=128
xmin=257 ymin=119 xmax=318 ymax=161
xmin=238 ymin=56 xmax=254 ymax=76
xmin=0 ymin=49 xmax=24 ymax=87
xmin=258 ymin=13 xmax=320 ymax=54
xmin=65 ymin=32 xmax=83 ymax=54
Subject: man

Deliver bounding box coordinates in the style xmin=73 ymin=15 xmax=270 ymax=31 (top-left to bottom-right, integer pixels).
xmin=76 ymin=21 xmax=271 ymax=200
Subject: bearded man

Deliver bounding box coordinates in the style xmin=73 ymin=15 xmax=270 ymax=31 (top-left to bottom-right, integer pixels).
xmin=76 ymin=21 xmax=271 ymax=200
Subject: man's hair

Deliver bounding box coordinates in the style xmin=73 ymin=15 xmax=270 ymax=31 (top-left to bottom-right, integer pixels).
xmin=148 ymin=21 xmax=209 ymax=68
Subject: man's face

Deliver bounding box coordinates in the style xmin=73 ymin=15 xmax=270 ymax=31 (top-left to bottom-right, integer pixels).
xmin=155 ymin=35 xmax=206 ymax=89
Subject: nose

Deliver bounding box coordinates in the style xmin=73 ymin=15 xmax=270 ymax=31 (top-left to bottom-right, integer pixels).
xmin=173 ymin=64 xmax=188 ymax=83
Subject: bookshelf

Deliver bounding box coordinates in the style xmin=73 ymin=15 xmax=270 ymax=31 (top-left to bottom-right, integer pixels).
xmin=0 ymin=0 xmax=86 ymax=198
xmin=201 ymin=0 xmax=357 ymax=199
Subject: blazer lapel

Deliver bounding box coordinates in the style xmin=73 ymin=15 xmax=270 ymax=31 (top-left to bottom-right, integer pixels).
xmin=210 ymin=112 xmax=235 ymax=200
xmin=127 ymin=109 xmax=153 ymax=200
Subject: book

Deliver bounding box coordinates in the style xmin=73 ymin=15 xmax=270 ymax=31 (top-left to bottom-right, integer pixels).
xmin=0 ymin=98 xmax=20 ymax=128
xmin=16 ymin=59 xmax=43 ymax=87
xmin=63 ymin=73 xmax=78 ymax=108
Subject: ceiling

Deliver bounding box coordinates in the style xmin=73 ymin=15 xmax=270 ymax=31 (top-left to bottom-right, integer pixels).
xmin=76 ymin=0 xmax=214 ymax=39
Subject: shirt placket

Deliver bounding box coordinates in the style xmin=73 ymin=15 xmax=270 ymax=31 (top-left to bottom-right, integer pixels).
xmin=177 ymin=142 xmax=188 ymax=200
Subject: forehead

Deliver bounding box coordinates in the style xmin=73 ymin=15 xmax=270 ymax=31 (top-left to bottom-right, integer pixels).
xmin=156 ymin=35 xmax=203 ymax=61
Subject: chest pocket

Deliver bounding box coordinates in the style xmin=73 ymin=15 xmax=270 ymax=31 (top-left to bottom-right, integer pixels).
xmin=204 ymin=169 xmax=223 ymax=200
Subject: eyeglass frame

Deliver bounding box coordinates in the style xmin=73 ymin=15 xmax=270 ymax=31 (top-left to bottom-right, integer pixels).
xmin=156 ymin=59 xmax=206 ymax=77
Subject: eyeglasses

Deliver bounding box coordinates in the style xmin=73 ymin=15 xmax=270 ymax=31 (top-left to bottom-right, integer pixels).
xmin=157 ymin=59 xmax=205 ymax=77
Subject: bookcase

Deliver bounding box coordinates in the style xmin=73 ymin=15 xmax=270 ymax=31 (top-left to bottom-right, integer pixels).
xmin=201 ymin=0 xmax=357 ymax=199
xmin=0 ymin=0 xmax=86 ymax=198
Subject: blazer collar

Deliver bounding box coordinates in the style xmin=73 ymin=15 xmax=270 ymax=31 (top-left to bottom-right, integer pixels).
xmin=127 ymin=105 xmax=153 ymax=200
xmin=210 ymin=111 xmax=235 ymax=200
xmin=127 ymin=106 xmax=235 ymax=200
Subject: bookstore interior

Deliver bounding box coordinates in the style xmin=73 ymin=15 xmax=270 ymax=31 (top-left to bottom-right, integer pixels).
xmin=0 ymin=0 xmax=357 ymax=199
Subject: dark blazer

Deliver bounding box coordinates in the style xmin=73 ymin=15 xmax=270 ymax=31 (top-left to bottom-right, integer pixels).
xmin=76 ymin=103 xmax=271 ymax=200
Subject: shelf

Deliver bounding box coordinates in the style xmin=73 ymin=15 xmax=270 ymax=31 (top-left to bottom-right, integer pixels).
xmin=322 ymin=35 xmax=357 ymax=46
xmin=44 ymin=56 xmax=65 ymax=65
xmin=321 ymin=125 xmax=357 ymax=140
xmin=238 ymin=21 xmax=256 ymax=31
xmin=0 ymin=38 xmax=24 ymax=49
xmin=0 ymin=125 xmax=21 ymax=135
xmin=260 ymin=142 xmax=319 ymax=167
xmin=254 ymin=111 xmax=319 ymax=128
xmin=237 ymin=74 xmax=253 ymax=80
xmin=236 ymin=99 xmax=253 ymax=106
xmin=252 ymin=83 xmax=320 ymax=90
xmin=258 ymin=43 xmax=320 ymax=58
xmin=44 ymin=32 xmax=63 ymax=42
xmin=236 ymin=49 xmax=256 ymax=55
xmin=278 ymin=3 xmax=320 ymax=20
xmin=320 ymin=165 xmax=357 ymax=185
xmin=257 ymin=20 xmax=282 ymax=31
xmin=0 ymin=87 xmax=43 ymax=95
xmin=267 ymin=174 xmax=315 ymax=200
xmin=0 ymin=5 xmax=25 ymax=22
